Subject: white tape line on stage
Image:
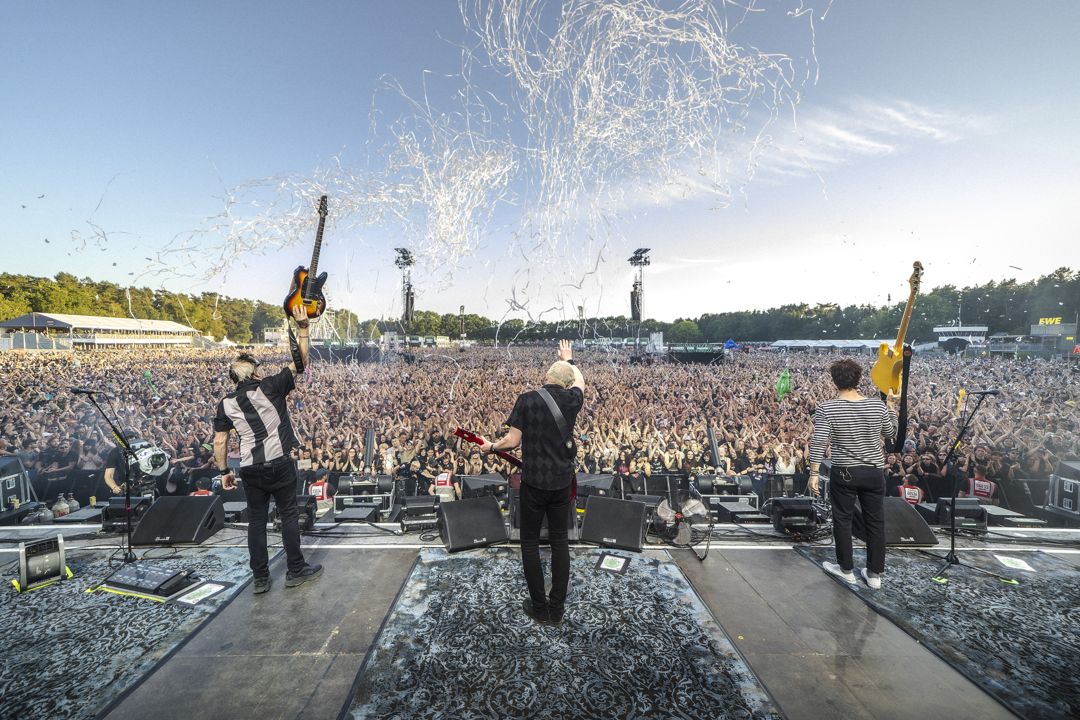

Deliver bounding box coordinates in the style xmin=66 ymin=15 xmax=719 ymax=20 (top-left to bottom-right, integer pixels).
xmin=4 ymin=544 xmax=1079 ymax=554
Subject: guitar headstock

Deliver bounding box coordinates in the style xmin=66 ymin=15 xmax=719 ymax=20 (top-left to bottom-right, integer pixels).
xmin=909 ymin=261 xmax=923 ymax=293
xmin=317 ymin=195 xmax=328 ymax=218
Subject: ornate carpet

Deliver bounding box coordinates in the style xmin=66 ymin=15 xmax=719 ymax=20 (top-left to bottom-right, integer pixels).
xmin=343 ymin=547 xmax=782 ymax=720
xmin=796 ymin=546 xmax=1080 ymax=720
xmin=0 ymin=546 xmax=255 ymax=720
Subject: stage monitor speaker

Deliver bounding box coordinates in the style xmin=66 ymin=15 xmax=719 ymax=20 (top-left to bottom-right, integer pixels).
xmin=579 ymin=495 xmax=647 ymax=552
xmin=438 ymin=495 xmax=508 ymax=552
xmin=131 ymin=496 xmax=225 ymax=546
xmin=882 ymin=497 xmax=938 ymax=546
xmin=771 ymin=497 xmax=816 ymax=534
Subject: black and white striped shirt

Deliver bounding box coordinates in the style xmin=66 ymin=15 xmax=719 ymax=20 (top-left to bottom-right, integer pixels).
xmin=214 ymin=368 xmax=299 ymax=467
xmin=809 ymin=398 xmax=897 ymax=469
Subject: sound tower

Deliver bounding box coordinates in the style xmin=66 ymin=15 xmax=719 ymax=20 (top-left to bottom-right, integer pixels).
xmin=438 ymin=496 xmax=508 ymax=552
xmin=579 ymin=495 xmax=648 ymax=552
xmin=130 ymin=496 xmax=225 ymax=546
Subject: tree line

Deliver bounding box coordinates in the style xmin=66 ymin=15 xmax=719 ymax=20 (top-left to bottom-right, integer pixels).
xmin=1 ymin=268 xmax=1075 ymax=344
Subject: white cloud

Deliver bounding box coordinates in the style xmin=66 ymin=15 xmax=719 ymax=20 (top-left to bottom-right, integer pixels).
xmin=752 ymin=98 xmax=991 ymax=182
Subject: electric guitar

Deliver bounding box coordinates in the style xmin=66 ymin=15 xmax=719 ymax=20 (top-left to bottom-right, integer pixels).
xmin=453 ymin=427 xmax=521 ymax=468
xmin=282 ymin=195 xmax=329 ymax=320
xmin=870 ymin=261 xmax=923 ymax=395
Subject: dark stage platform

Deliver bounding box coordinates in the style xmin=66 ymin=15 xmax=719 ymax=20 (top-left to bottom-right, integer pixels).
xmin=2 ymin=524 xmax=1076 ymax=720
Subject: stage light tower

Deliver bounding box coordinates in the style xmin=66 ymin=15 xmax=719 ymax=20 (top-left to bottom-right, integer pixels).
xmin=394 ymin=248 xmax=415 ymax=327
xmin=629 ymin=248 xmax=650 ymax=324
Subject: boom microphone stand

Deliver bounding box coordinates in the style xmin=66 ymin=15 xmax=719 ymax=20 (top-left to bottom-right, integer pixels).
xmin=922 ymin=390 xmax=1013 ymax=584
xmin=76 ymin=389 xmax=138 ymax=563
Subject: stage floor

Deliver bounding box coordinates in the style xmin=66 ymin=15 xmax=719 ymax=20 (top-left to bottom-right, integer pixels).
xmin=3 ymin=524 xmax=1076 ymax=719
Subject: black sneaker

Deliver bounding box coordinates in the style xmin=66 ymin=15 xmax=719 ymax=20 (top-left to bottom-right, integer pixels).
xmin=522 ymin=598 xmax=552 ymax=624
xmin=285 ymin=564 xmax=323 ymax=588
xmin=253 ymin=576 xmax=272 ymax=594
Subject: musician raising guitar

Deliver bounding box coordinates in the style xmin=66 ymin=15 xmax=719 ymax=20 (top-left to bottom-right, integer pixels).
xmin=476 ymin=340 xmax=585 ymax=625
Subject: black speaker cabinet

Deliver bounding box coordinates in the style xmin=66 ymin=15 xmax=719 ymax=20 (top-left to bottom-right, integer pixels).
xmin=854 ymin=497 xmax=939 ymax=546
xmin=438 ymin=496 xmax=508 ymax=552
xmin=131 ymin=495 xmax=225 ymax=546
xmin=881 ymin=497 xmax=938 ymax=545
xmin=579 ymin=495 xmax=647 ymax=552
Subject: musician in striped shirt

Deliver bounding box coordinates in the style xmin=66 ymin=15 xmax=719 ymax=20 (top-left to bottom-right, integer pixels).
xmin=214 ymin=304 xmax=322 ymax=595
xmin=807 ymin=359 xmax=898 ymax=590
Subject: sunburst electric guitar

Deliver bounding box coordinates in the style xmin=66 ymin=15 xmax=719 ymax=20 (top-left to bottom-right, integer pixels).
xmin=282 ymin=195 xmax=329 ymax=320
xmin=870 ymin=261 xmax=924 ymax=395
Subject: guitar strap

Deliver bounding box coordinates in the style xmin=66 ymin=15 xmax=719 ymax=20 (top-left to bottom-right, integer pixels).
xmin=288 ymin=328 xmax=305 ymax=374
xmin=894 ymin=345 xmax=912 ymax=454
xmin=536 ymin=387 xmax=573 ymax=452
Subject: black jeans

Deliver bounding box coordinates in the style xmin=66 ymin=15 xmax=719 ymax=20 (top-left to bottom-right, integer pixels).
xmin=241 ymin=458 xmax=306 ymax=577
xmin=829 ymin=466 xmax=886 ymax=574
xmin=519 ymin=481 xmax=572 ymax=615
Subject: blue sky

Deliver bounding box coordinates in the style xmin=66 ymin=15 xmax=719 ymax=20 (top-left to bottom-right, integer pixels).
xmin=2 ymin=1 xmax=1078 ymax=324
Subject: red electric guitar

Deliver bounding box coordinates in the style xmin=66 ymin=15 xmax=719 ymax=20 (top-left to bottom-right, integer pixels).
xmin=453 ymin=427 xmax=521 ymax=468
xmin=282 ymin=195 xmax=329 ymax=320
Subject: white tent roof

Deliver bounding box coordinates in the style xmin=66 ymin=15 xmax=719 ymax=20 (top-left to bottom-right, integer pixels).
xmin=0 ymin=312 xmax=196 ymax=334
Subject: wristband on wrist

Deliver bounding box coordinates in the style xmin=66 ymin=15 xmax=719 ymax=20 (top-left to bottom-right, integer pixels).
xmin=566 ymin=359 xmax=575 ymax=365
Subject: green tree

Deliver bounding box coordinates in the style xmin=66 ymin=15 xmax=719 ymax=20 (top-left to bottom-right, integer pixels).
xmin=667 ymin=319 xmax=702 ymax=343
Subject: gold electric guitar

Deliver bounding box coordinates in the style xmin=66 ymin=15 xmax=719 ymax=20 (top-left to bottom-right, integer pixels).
xmin=870 ymin=261 xmax=923 ymax=395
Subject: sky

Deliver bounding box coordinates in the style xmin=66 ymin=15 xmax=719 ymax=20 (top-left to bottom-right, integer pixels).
xmin=2 ymin=1 xmax=1078 ymax=325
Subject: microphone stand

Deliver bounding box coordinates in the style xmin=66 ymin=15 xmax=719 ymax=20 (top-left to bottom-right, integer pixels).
xmin=921 ymin=392 xmax=1013 ymax=584
xmin=81 ymin=391 xmax=138 ymax=563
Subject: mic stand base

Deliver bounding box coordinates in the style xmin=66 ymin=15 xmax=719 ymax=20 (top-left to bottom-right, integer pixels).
xmin=921 ymin=547 xmax=1018 ymax=585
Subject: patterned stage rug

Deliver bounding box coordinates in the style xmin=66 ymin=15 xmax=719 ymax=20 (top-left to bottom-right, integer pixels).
xmin=796 ymin=546 xmax=1080 ymax=720
xmin=0 ymin=546 xmax=255 ymax=720
xmin=343 ymin=547 xmax=782 ymax=720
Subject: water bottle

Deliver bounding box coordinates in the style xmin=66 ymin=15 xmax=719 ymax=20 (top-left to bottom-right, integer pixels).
xmin=39 ymin=505 xmax=54 ymax=523
xmin=66 ymin=493 xmax=80 ymax=512
xmin=52 ymin=494 xmax=70 ymax=518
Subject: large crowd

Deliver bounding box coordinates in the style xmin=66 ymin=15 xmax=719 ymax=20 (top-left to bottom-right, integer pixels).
xmin=1 ymin=344 xmax=1077 ymax=500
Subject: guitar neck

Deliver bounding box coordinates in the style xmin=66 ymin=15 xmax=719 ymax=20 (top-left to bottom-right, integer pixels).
xmin=893 ymin=287 xmax=917 ymax=352
xmin=305 ymin=196 xmax=328 ymax=298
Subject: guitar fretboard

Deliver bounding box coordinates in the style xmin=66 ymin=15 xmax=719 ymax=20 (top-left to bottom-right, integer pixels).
xmin=304 ymin=196 xmax=328 ymax=300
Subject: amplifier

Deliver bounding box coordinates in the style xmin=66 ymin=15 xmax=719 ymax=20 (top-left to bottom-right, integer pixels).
xmin=1047 ymin=474 xmax=1079 ymax=515
xmin=101 ymin=496 xmax=153 ymax=533
xmin=335 ymin=493 xmax=391 ymax=512
xmin=770 ymin=497 xmax=816 ymax=534
xmin=982 ymin=505 xmax=1048 ymax=528
xmin=334 ymin=504 xmax=381 ymax=523
xmin=710 ymin=499 xmax=770 ymax=524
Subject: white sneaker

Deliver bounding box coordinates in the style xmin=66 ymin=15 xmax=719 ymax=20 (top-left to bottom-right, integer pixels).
xmin=860 ymin=568 xmax=882 ymax=590
xmin=823 ymin=561 xmax=856 ymax=584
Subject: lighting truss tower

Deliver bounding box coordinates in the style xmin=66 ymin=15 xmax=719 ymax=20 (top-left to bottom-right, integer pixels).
xmin=394 ymin=248 xmax=415 ymax=326
xmin=628 ymin=248 xmax=650 ymax=324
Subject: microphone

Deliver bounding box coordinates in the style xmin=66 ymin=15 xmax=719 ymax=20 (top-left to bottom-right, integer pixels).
xmin=967 ymin=389 xmax=1000 ymax=396
xmin=70 ymin=387 xmax=107 ymax=396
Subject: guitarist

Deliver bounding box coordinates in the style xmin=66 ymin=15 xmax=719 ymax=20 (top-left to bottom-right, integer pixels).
xmin=476 ymin=340 xmax=585 ymax=625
